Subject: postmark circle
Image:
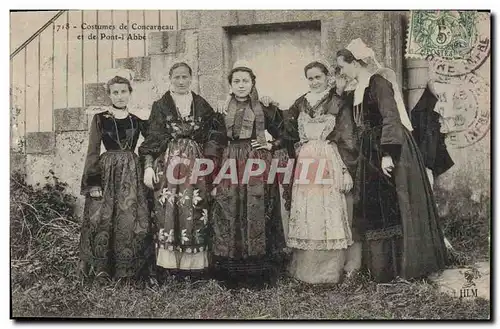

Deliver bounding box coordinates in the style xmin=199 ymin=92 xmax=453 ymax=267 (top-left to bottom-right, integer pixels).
xmin=433 ymin=73 xmax=490 ymax=148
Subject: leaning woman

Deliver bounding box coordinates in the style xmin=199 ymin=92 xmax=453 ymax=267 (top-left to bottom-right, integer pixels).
xmin=211 ymin=61 xmax=286 ymax=289
xmin=79 ymin=69 xmax=154 ymax=281
xmin=336 ymin=39 xmax=447 ymax=283
xmin=139 ymin=62 xmax=225 ymax=281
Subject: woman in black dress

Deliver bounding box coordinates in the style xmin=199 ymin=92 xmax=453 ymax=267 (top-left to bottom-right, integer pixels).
xmin=79 ymin=71 xmax=153 ymax=280
xmin=335 ymin=39 xmax=447 ymax=282
xmin=210 ymin=61 xmax=286 ymax=288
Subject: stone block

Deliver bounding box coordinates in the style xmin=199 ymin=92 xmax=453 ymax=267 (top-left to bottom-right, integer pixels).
xmin=148 ymin=31 xmax=186 ymax=55
xmin=199 ymin=10 xmax=237 ymax=28
xmin=250 ymin=10 xmax=320 ymax=24
xmin=55 ymin=131 xmax=89 ymax=217
xmin=180 ymin=10 xmax=200 ymax=29
xmin=282 ymin=10 xmax=313 ymax=22
xmin=149 ymin=30 xmax=198 ymax=91
xmin=26 ymin=132 xmax=55 ymax=155
xmin=319 ymin=12 xmax=386 ymax=65
xmin=254 ymin=10 xmax=289 ymax=24
xmin=198 ymin=74 xmax=227 ymax=109
xmin=115 ymin=56 xmax=151 ymax=82
xmin=435 ymin=134 xmax=491 ymax=211
xmin=149 ymin=54 xmax=173 ymax=92
xmin=406 ymin=59 xmax=431 ymax=90
xmin=10 ymin=152 xmax=25 ymax=176
xmin=236 ymin=10 xmax=256 ymax=25
xmin=310 ymin=10 xmax=339 ymax=21
xmin=128 ymin=81 xmax=155 ymax=119
xmin=198 ymin=28 xmax=225 ymax=75
xmin=430 ymin=262 xmax=490 ymax=300
xmin=54 ymin=107 xmax=88 ymax=132
xmin=55 ymin=131 xmax=88 ymax=196
xmin=25 ymin=154 xmax=54 ymax=187
xmin=234 ymin=10 xmax=331 ymax=26
xmin=320 ymin=19 xmax=338 ymax=64
xmin=85 ymin=83 xmax=111 ymax=107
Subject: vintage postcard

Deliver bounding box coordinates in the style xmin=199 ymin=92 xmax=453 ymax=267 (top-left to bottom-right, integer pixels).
xmin=10 ymin=9 xmax=491 ymax=320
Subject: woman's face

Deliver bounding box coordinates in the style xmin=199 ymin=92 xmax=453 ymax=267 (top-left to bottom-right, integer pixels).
xmin=231 ymin=71 xmax=253 ymax=98
xmin=108 ymin=83 xmax=130 ymax=108
xmin=170 ymin=66 xmax=192 ymax=94
xmin=306 ymin=67 xmax=329 ymax=94
xmin=336 ymin=56 xmax=357 ymax=80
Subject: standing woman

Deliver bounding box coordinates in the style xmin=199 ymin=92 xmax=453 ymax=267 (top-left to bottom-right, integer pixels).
xmin=211 ymin=61 xmax=286 ymax=288
xmin=281 ymin=61 xmax=361 ymax=284
xmin=139 ymin=62 xmax=225 ymax=280
xmin=336 ymin=39 xmax=447 ymax=283
xmin=79 ymin=69 xmax=154 ymax=280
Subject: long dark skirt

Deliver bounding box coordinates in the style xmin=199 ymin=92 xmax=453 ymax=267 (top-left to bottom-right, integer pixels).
xmin=79 ymin=150 xmax=154 ymax=279
xmin=211 ymin=140 xmax=285 ymax=287
xmin=354 ymin=126 xmax=447 ymax=282
xmin=152 ymin=138 xmax=210 ymax=274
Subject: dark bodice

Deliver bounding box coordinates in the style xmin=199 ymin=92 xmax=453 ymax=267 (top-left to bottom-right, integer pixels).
xmin=97 ymin=112 xmax=148 ymax=151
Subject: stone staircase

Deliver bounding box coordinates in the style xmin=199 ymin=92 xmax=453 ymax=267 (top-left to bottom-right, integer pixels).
xmin=22 ymin=29 xmax=202 ymax=213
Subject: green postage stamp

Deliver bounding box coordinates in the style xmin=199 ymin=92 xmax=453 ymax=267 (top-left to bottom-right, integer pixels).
xmin=406 ymin=11 xmax=485 ymax=60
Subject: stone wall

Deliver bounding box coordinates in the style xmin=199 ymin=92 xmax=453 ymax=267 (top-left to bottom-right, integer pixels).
xmin=402 ymin=12 xmax=491 ymax=215
xmin=24 ymin=111 xmax=89 ymax=214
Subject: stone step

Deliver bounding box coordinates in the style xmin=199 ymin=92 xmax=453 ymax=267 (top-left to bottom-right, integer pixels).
xmin=115 ymin=56 xmax=151 ymax=82
xmin=85 ymin=55 xmax=152 ymax=108
xmin=25 ymin=132 xmax=55 ymax=155
xmin=54 ymin=108 xmax=88 ymax=132
xmin=148 ymin=30 xmax=186 ymax=55
xmin=84 ymin=78 xmax=156 ymax=121
xmin=429 ymin=261 xmax=490 ymax=300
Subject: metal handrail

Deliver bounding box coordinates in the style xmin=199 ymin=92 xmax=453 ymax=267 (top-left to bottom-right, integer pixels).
xmin=10 ymin=10 xmax=67 ymax=59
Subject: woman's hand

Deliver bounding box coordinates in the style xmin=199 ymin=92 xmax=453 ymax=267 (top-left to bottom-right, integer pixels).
xmin=144 ymin=167 xmax=158 ymax=189
xmin=216 ymin=101 xmax=228 ymax=115
xmin=260 ymin=96 xmax=279 ymax=107
xmin=89 ymin=186 xmax=103 ymax=198
xmin=251 ymin=139 xmax=272 ymax=151
xmin=381 ymin=155 xmax=395 ymax=177
xmin=334 ymin=74 xmax=348 ymax=95
xmin=340 ymin=170 xmax=353 ymax=193
xmin=216 ymin=97 xmax=232 ymax=115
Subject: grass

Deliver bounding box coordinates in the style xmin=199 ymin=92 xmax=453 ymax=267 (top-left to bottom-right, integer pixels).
xmin=435 ymin=186 xmax=491 ymax=265
xmin=10 ymin=172 xmax=491 ymax=320
xmin=11 ymin=274 xmax=490 ymax=319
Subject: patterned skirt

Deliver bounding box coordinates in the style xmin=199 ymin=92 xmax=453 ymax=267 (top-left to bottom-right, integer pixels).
xmin=153 ymin=138 xmax=210 ymax=272
xmin=211 ymin=139 xmax=285 ymax=284
xmin=79 ymin=150 xmax=154 ymax=279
